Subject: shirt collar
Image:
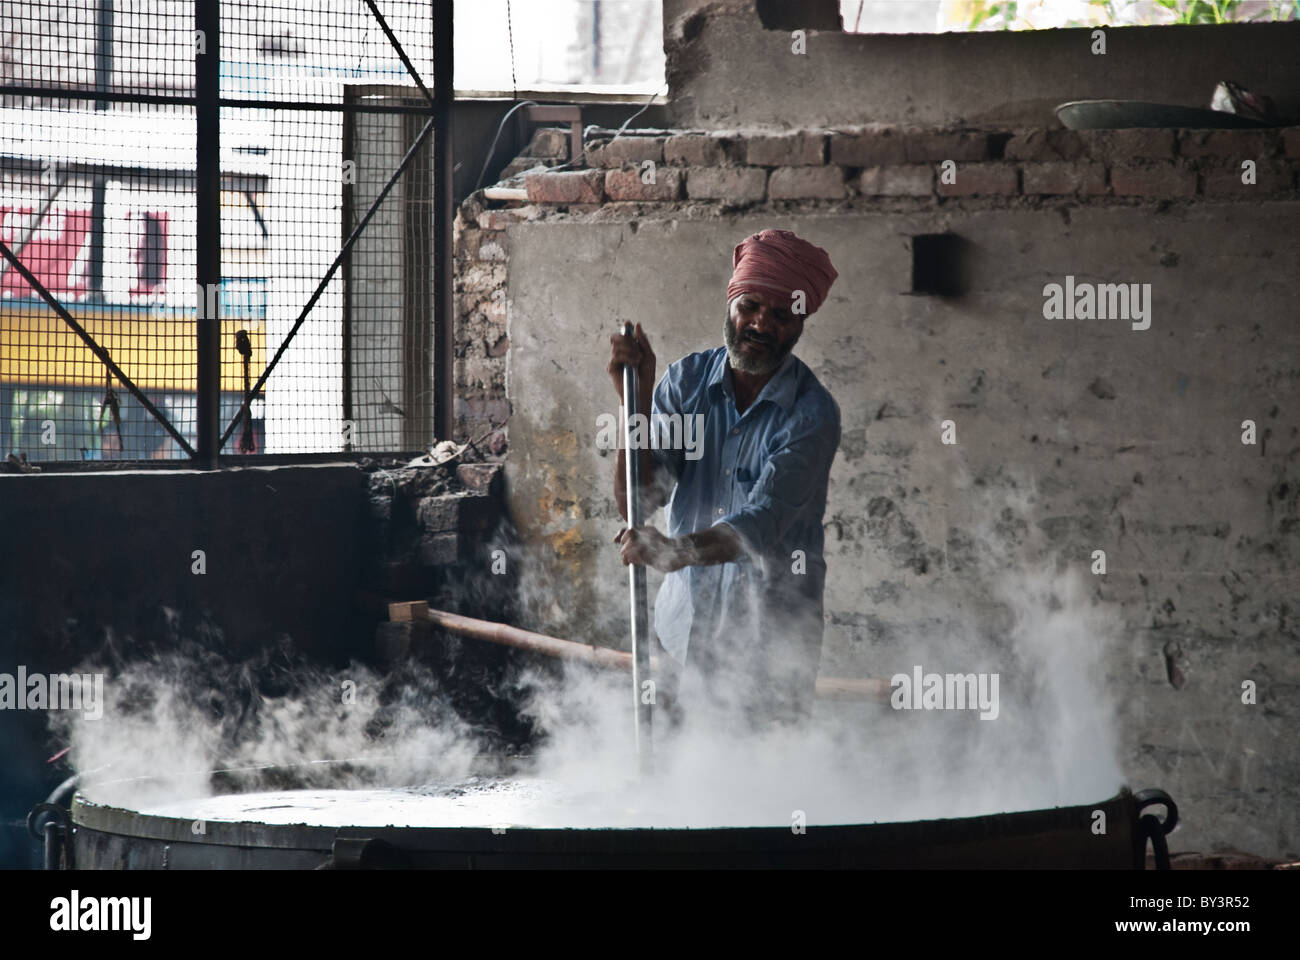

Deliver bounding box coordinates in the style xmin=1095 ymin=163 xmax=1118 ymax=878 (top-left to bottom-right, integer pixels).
xmin=707 ymin=347 xmax=798 ymax=414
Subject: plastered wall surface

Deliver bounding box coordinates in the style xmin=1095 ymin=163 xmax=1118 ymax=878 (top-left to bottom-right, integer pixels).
xmin=502 ymin=207 xmax=1299 ymax=857
xmin=661 ymin=1 xmax=1300 ymax=130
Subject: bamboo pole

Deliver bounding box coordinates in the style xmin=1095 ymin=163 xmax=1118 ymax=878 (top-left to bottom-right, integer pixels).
xmin=420 ymin=608 xmax=892 ymax=704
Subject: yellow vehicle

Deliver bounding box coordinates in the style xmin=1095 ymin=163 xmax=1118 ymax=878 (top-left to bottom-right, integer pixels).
xmin=1 ymin=108 xmax=269 ymax=461
xmin=2 ymin=291 xmax=266 ymax=462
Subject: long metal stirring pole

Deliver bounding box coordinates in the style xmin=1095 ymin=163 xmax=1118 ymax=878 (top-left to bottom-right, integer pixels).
xmin=621 ymin=322 xmax=653 ymax=775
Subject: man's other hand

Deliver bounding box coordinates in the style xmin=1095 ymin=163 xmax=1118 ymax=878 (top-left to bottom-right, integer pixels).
xmin=607 ymin=322 xmax=656 ymax=408
xmin=614 ymin=525 xmax=683 ymax=573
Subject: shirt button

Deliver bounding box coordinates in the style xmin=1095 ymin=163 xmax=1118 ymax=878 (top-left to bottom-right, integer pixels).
xmin=717 ymin=508 xmax=724 ymax=515
xmin=724 ymin=468 xmax=731 ymax=475
xmin=731 ymin=428 xmax=740 ymax=436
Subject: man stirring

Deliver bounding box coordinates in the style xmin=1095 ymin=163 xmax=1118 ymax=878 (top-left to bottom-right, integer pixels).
xmin=607 ymin=229 xmax=841 ymax=731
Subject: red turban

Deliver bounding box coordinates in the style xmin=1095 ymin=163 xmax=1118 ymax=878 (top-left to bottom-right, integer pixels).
xmin=726 ymin=229 xmax=838 ymax=316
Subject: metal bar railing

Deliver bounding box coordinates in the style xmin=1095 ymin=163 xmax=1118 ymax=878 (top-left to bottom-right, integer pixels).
xmin=1 ymin=85 xmax=443 ymax=114
xmin=433 ymin=0 xmax=455 ymax=443
xmin=195 ymin=0 xmax=222 ymax=466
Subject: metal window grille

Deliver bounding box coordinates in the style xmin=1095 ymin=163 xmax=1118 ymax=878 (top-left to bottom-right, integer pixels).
xmin=1 ymin=0 xmax=452 ymax=466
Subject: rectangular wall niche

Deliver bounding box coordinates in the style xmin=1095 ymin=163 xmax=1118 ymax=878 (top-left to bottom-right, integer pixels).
xmin=911 ymin=233 xmax=972 ymax=297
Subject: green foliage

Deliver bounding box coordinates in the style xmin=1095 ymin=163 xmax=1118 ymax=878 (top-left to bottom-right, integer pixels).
xmin=967 ymin=1 xmax=1017 ymax=30
xmin=1153 ymin=0 xmax=1235 ymax=24
xmin=963 ymin=0 xmax=1295 ymax=29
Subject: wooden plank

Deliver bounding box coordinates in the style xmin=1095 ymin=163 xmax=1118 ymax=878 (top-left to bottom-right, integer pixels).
xmin=388 ymin=600 xmax=430 ymax=622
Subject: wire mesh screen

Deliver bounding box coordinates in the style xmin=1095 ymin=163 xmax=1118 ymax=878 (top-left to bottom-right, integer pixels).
xmin=2 ymin=1 xmax=200 ymax=462
xmin=343 ymin=98 xmax=433 ymax=452
xmin=1 ymin=1 xmax=440 ymax=464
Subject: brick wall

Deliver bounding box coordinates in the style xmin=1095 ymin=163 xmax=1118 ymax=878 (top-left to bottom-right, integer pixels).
xmin=554 ymin=126 xmax=1300 ymax=204
xmin=361 ymin=461 xmax=505 ymax=603
xmin=453 ymin=122 xmax=1300 ymax=455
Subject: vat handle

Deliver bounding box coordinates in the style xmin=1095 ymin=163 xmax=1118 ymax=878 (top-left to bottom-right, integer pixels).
xmin=1134 ymin=789 xmax=1178 ymax=870
xmin=27 ymin=802 xmax=71 ymax=870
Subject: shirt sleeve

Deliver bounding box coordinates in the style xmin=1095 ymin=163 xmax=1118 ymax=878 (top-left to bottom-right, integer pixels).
xmin=649 ymin=367 xmax=686 ymax=483
xmin=716 ymin=406 xmax=840 ymax=557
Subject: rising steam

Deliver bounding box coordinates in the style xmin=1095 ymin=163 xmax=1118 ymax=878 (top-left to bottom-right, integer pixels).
xmin=51 ymin=479 xmax=1124 ymax=828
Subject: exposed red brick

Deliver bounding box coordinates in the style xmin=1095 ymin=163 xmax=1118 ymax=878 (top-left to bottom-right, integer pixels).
xmin=829 ymin=129 xmax=908 ymax=166
xmin=1021 ymin=161 xmax=1107 ymax=196
xmin=526 ymin=127 xmax=570 ymax=160
xmin=1179 ymin=129 xmax=1279 ymax=159
xmin=904 ymin=131 xmax=992 ymax=163
xmin=936 ymin=163 xmax=1018 ymax=196
xmin=457 ymin=463 xmax=503 ymax=496
xmin=1081 ymin=128 xmax=1177 ymax=161
xmin=604 ymin=166 xmax=683 ymax=201
xmin=857 ymin=165 xmax=933 ymax=196
xmin=743 ymin=132 xmax=826 ymax=166
xmin=477 ymin=206 xmax=542 ymax=231
xmin=1109 ymin=161 xmax=1197 ymax=197
xmin=1202 ymin=160 xmax=1295 ymax=197
xmin=585 ymin=136 xmax=665 ymax=167
xmin=525 ymin=169 xmax=605 ymax=204
xmin=768 ymin=165 xmax=845 ymax=199
xmin=477 ymin=210 xmax=512 ymax=231
xmin=686 ymin=166 xmax=768 ymax=203
xmin=1003 ymin=129 xmax=1086 ymax=162
xmin=665 ymin=134 xmax=726 ymax=166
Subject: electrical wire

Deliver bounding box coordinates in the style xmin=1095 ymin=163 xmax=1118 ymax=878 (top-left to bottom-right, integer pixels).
xmin=606 ymin=84 xmax=664 ymax=141
xmin=474 ymin=0 xmax=668 ymax=194
xmin=507 ymin=0 xmax=518 ymax=102
xmin=474 ymin=84 xmax=667 ymax=192
xmin=474 ymin=99 xmax=539 ymax=191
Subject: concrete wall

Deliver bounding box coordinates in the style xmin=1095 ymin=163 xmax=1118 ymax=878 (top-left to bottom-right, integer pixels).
xmin=662 ymin=1 xmax=1300 ymax=130
xmin=0 ymin=457 xmax=520 ymax=866
xmin=0 ymin=464 xmax=367 ymax=865
xmin=501 ymin=206 xmax=1298 ymax=857
xmin=0 ymin=464 xmax=369 ymax=662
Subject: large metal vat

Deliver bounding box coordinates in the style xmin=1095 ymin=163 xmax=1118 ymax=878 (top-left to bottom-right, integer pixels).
xmin=54 ymin=778 xmax=1177 ymax=869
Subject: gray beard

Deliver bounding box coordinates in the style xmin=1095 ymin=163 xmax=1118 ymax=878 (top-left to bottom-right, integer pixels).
xmin=724 ymin=314 xmax=799 ymax=376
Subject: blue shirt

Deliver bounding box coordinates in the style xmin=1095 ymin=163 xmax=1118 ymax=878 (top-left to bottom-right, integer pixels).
xmin=649 ymin=346 xmax=841 ymax=697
